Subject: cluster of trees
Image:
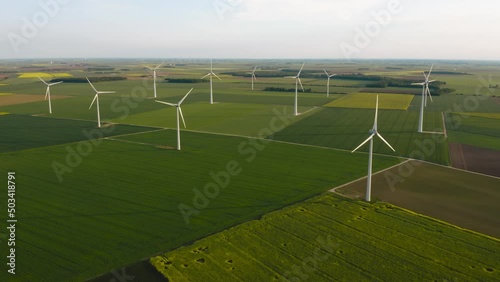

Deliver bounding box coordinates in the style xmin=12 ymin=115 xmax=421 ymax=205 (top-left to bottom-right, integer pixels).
xmin=164 ymin=78 xmax=208 ymax=83
xmin=335 ymin=73 xmax=455 ymax=95
xmin=85 ymin=67 xmax=115 ymax=72
xmin=49 ymin=77 xmax=127 ymax=83
xmin=432 ymin=71 xmax=469 ymax=75
xmin=221 ymin=69 xmax=458 ymax=95
xmin=264 ymin=87 xmax=312 ymax=93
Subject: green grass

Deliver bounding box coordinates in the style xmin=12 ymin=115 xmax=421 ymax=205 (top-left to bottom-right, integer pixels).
xmin=457 ymin=112 xmax=500 ymax=119
xmin=415 ymin=95 xmax=500 ymax=114
xmin=151 ymin=193 xmax=500 ymax=281
xmin=0 ymin=114 xmax=152 ymax=153
xmin=273 ymin=107 xmax=450 ymax=165
xmin=117 ymin=102 xmax=317 ymax=137
xmin=445 ymin=113 xmax=500 ymax=150
xmin=2 ymin=60 xmax=500 ymax=281
xmin=325 ymin=92 xmax=414 ymax=110
xmin=447 ymin=131 xmax=500 ymax=151
xmin=0 ymin=130 xmax=398 ymax=281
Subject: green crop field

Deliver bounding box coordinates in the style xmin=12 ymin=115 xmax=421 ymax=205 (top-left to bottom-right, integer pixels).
xmin=151 ymin=193 xmax=500 ymax=281
xmin=0 ymin=114 xmax=152 ymax=153
xmin=1 ymin=59 xmax=500 ymax=281
xmin=0 ymin=128 xmax=398 ymax=281
xmin=458 ymin=112 xmax=500 ymax=119
xmin=325 ymin=92 xmax=414 ymax=110
xmin=445 ymin=112 xmax=500 ymax=150
xmin=273 ymin=107 xmax=450 ymax=165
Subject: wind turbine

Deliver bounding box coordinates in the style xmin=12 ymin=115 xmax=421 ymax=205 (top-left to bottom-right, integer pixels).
xmin=37 ymin=77 xmax=62 ymax=114
xmin=155 ymin=88 xmax=194 ymax=151
xmin=145 ymin=62 xmax=164 ymax=98
xmin=323 ymin=70 xmax=337 ymax=97
xmin=201 ymin=59 xmax=221 ymax=104
xmin=87 ymin=77 xmax=115 ymax=128
xmin=251 ymin=66 xmax=257 ymax=90
xmin=351 ymin=95 xmax=396 ymax=202
xmin=419 ymin=64 xmax=435 ymax=107
xmin=285 ymin=63 xmax=305 ymax=116
xmin=412 ymin=65 xmax=436 ymax=133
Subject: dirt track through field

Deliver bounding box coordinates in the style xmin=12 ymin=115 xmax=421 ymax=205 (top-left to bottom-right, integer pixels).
xmin=449 ymin=142 xmax=500 ymax=177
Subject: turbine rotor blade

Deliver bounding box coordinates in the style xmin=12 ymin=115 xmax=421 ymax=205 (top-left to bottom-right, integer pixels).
xmin=297 ymin=62 xmax=305 ymax=77
xmin=374 ymin=95 xmax=379 ymax=130
xmin=178 ymin=88 xmax=194 ymax=105
xmin=323 ymin=69 xmax=329 ymax=76
xmin=213 ymin=73 xmax=222 ymax=80
xmin=48 ymin=81 xmax=63 ymax=86
xmin=97 ymin=91 xmax=115 ymax=94
xmin=38 ymin=76 xmax=48 ymax=85
xmin=179 ymin=107 xmax=187 ymax=128
xmin=376 ymin=132 xmax=396 ymax=152
xmin=426 ymin=86 xmax=433 ymax=102
xmin=298 ymin=78 xmax=305 ymax=92
xmin=411 ymin=82 xmax=425 ymax=86
xmin=201 ymin=73 xmax=211 ymax=79
xmin=45 ymin=87 xmax=49 ymax=100
xmin=89 ymin=94 xmax=98 ymax=109
xmin=86 ymin=77 xmax=98 ymax=93
xmin=428 ymin=64 xmax=434 ymax=77
xmin=154 ymin=62 xmax=164 ymax=70
xmin=351 ymin=134 xmax=375 ymax=153
xmin=155 ymin=100 xmax=176 ymax=107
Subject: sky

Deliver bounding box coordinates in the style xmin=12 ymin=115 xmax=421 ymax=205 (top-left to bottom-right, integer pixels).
xmin=1 ymin=0 xmax=499 ymax=60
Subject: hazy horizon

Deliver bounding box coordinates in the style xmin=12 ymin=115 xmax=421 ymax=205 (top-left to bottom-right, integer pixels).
xmin=2 ymin=0 xmax=500 ymax=60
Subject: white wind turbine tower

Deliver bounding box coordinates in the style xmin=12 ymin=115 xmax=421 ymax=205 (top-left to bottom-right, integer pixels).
xmin=87 ymin=78 xmax=115 ymax=128
xmin=251 ymin=66 xmax=257 ymax=90
xmin=201 ymin=59 xmax=221 ymax=104
xmin=155 ymin=88 xmax=194 ymax=151
xmin=351 ymin=95 xmax=396 ymax=202
xmin=145 ymin=62 xmax=164 ymax=98
xmin=412 ymin=65 xmax=436 ymax=133
xmin=323 ymin=70 xmax=337 ymax=97
xmin=38 ymin=77 xmax=62 ymax=114
xmin=285 ymin=63 xmax=305 ymax=116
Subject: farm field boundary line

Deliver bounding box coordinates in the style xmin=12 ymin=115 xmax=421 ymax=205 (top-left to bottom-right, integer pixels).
xmin=329 ymin=160 xmax=412 ymax=195
xmin=104 ymin=137 xmax=164 ymax=148
xmin=415 ymin=158 xmax=500 ymax=181
xmin=15 ymin=113 xmax=441 ymax=164
xmin=386 ymin=200 xmax=500 ymax=243
xmin=124 ymin=126 xmax=407 ymax=161
xmin=299 ymin=106 xmax=320 ymax=115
